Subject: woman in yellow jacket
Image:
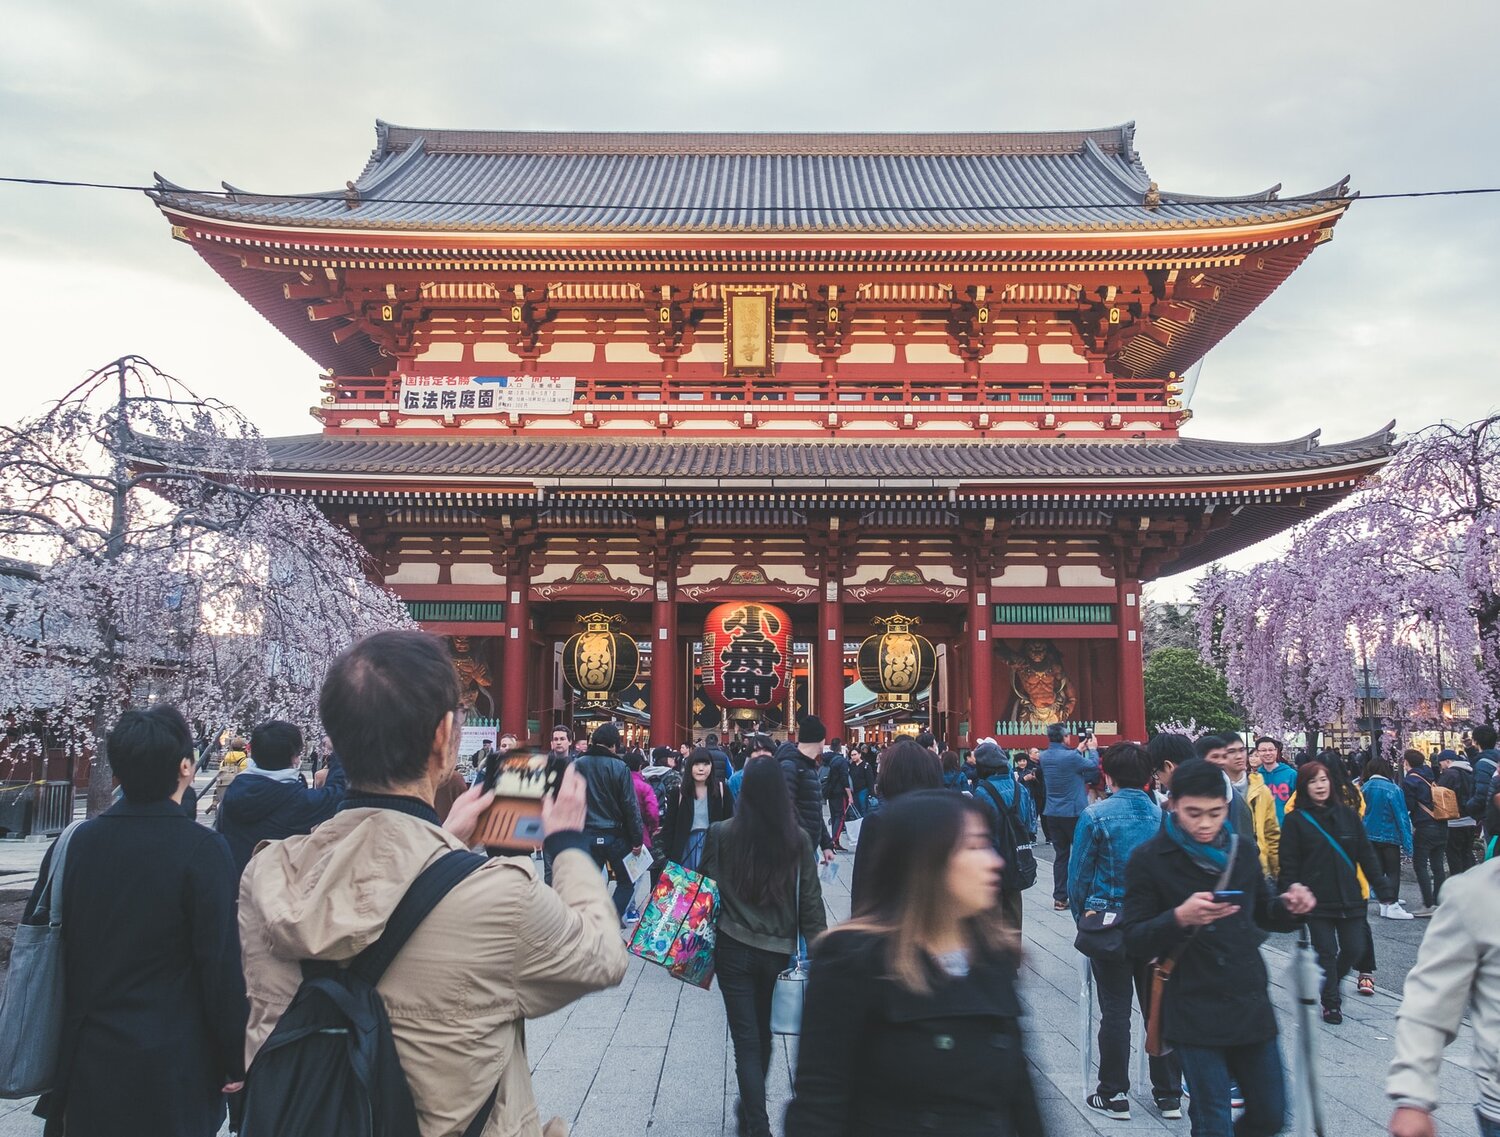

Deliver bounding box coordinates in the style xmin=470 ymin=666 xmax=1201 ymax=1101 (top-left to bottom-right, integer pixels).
xmin=207 ymin=736 xmax=249 ymax=813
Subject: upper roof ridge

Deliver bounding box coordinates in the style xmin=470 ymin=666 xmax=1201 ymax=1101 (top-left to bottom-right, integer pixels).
xmin=370 ymin=121 xmax=1141 ymax=158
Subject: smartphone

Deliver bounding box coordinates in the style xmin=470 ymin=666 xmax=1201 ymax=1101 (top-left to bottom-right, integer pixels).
xmin=472 ymin=753 xmax=562 ymax=852
xmin=1211 ymin=890 xmax=1245 ymax=904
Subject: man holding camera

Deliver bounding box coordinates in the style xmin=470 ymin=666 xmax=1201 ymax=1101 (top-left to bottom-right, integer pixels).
xmin=238 ymin=630 xmax=627 ymax=1137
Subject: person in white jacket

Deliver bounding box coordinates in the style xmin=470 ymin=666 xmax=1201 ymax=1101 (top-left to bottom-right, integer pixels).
xmin=1386 ymin=856 xmax=1500 ymax=1137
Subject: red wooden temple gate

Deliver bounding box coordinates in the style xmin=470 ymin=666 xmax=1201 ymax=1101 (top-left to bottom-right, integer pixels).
xmin=153 ymin=123 xmax=1392 ymax=748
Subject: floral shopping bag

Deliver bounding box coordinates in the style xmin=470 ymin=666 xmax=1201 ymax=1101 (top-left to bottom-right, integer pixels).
xmin=626 ymin=861 xmax=719 ymax=989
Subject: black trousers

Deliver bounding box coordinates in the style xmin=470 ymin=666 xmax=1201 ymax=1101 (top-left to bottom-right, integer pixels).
xmin=1091 ymin=956 xmax=1181 ymax=1099
xmin=1413 ymin=824 xmax=1448 ymax=907
xmin=716 ymin=933 xmax=786 ymax=1137
xmin=1307 ymin=914 xmax=1367 ymax=1010
xmin=1000 ymin=887 xmax=1024 ymax=932
xmin=586 ymin=831 xmax=634 ymax=919
xmin=1048 ymin=816 xmax=1078 ymax=903
xmin=1447 ymin=826 xmax=1478 ymax=876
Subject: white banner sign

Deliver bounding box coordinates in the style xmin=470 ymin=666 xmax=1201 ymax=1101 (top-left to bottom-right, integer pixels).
xmin=399 ymin=374 xmax=576 ymax=416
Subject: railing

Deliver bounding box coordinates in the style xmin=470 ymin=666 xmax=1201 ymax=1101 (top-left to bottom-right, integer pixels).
xmin=328 ymin=371 xmax=1167 ymax=410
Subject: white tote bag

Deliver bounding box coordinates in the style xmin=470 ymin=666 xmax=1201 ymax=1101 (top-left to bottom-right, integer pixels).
xmin=770 ymin=870 xmax=808 ymax=1035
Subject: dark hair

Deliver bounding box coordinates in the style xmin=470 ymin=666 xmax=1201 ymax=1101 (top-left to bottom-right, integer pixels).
xmin=876 ymin=738 xmax=944 ymax=800
xmin=1291 ymin=760 xmax=1336 ymax=811
xmin=549 ymin=724 xmax=573 ymax=742
xmin=940 ymin=749 xmax=961 ymax=775
xmin=839 ymin=791 xmax=1013 ymax=992
xmin=1146 ymin=732 xmax=1195 ymax=774
xmin=1193 ymin=733 xmax=1226 ymax=760
xmin=1253 ymin=736 xmax=1283 ymax=757
xmin=249 ymin=720 xmax=303 ymax=772
xmin=719 ymin=756 xmax=802 ymax=909
xmin=623 ymin=750 xmax=645 ymax=773
xmin=677 ymin=746 xmax=728 ymax=814
xmin=109 ymin=705 xmax=192 ymax=803
xmin=915 ymin=731 xmax=937 ymax=751
xmin=705 ymin=732 xmax=719 ymax=747
xmin=1101 ymin=742 xmax=1151 ymax=790
xmin=1168 ymin=758 xmax=1230 ymax=802
xmin=1362 ymin=756 xmax=1396 ymax=782
xmin=319 ymin=630 xmax=460 ymax=790
xmin=1473 ymin=725 xmax=1497 ymax=751
xmin=1045 ymin=723 xmax=1065 ymax=744
xmin=747 ymin=733 xmax=775 ymax=756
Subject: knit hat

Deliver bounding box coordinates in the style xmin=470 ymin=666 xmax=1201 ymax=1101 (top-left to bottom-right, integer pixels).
xmin=590 ymin=723 xmax=622 ymax=751
xmin=797 ymin=714 xmax=827 ymax=745
xmin=1436 ymin=749 xmax=1459 ymax=764
xmin=973 ymin=740 xmax=1007 ymax=771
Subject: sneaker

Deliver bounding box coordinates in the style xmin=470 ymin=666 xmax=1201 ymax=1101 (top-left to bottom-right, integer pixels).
xmin=1154 ymin=1097 xmax=1183 ymax=1119
xmin=1086 ymin=1093 xmax=1131 ymax=1120
xmin=1054 ymin=899 xmax=1069 ymax=911
xmin=1412 ymin=905 xmax=1438 ymax=918
xmin=1322 ymin=1007 xmax=1343 ymax=1024
xmin=1381 ymin=901 xmax=1415 ymax=921
xmin=1230 ymin=1084 xmax=1245 ymax=1110
xmin=1357 ymin=973 xmax=1375 ymax=997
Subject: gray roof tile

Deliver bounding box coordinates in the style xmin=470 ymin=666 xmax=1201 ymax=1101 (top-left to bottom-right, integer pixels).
xmin=152 ymin=122 xmax=1351 ymax=235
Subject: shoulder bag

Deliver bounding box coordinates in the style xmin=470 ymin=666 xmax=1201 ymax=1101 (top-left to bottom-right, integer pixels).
xmin=770 ymin=860 xmax=809 ymax=1035
xmin=0 ymin=820 xmax=83 ymax=1097
xmin=1145 ymin=832 xmax=1240 ymax=1058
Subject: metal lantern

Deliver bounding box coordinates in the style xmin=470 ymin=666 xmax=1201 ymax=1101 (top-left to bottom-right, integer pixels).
xmin=858 ymin=613 xmax=936 ymax=707
xmin=562 ymin=612 xmax=640 ymax=712
xmin=701 ymin=601 xmax=792 ymax=711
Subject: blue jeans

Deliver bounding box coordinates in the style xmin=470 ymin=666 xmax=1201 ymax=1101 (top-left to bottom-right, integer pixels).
xmin=1479 ymin=1109 xmax=1500 ymax=1137
xmin=1176 ymin=1038 xmax=1286 ymax=1137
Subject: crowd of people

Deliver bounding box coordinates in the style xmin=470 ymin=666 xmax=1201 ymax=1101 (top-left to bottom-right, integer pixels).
xmin=11 ymin=628 xmax=1500 ymax=1137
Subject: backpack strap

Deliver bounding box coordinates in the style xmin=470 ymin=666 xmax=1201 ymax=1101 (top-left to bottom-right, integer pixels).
xmin=349 ymin=849 xmax=488 ymax=986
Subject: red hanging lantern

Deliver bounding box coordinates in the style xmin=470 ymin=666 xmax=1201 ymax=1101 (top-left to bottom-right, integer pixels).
xmin=701 ymin=601 xmax=791 ymax=711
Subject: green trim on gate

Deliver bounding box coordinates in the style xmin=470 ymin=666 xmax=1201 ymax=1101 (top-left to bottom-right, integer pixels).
xmin=405 ymin=600 xmax=507 ymax=622
xmin=992 ymin=603 xmax=1115 ymax=625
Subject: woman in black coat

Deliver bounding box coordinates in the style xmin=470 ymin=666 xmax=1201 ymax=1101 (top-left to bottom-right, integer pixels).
xmin=24 ymin=706 xmax=247 ymax=1137
xmin=786 ymin=792 xmax=1042 ymax=1137
xmin=1278 ymin=759 xmax=1393 ymax=1022
xmin=656 ymin=745 xmax=732 ymax=869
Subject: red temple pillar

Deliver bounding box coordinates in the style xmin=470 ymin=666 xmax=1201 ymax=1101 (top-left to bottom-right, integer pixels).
xmin=1116 ymin=562 xmax=1147 ymax=741
xmin=502 ymin=571 xmax=531 ymax=743
xmin=968 ymin=573 xmax=994 ymax=745
xmin=818 ymin=582 xmax=846 ymax=742
xmin=651 ymin=580 xmax=679 ymax=749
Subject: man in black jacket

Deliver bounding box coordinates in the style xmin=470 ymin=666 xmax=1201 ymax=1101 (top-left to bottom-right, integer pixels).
xmin=778 ymin=715 xmax=835 ymax=865
xmin=572 ymin=723 xmax=645 ymax=919
xmin=216 ymin=719 xmax=347 ymax=877
xmin=823 ymin=739 xmax=853 ymax=850
xmin=1121 ymin=759 xmax=1315 ymax=1137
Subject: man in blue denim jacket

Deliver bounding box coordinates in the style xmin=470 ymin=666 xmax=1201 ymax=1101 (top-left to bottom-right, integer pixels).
xmin=1069 ymin=742 xmax=1180 ymax=1122
xmin=1041 ymin=722 xmax=1100 ymax=909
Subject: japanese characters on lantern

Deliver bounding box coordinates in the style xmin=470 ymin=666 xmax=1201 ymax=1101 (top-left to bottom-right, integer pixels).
xmin=858 ymin=613 xmax=936 ymax=707
xmin=701 ymin=602 xmax=791 ymax=710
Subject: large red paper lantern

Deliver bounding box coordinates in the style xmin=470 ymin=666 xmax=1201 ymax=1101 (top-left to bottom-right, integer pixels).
xmin=701 ymin=601 xmax=791 ymax=711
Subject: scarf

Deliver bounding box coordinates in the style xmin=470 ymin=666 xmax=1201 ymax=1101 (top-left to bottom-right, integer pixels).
xmin=1166 ymin=812 xmax=1234 ymax=875
xmin=243 ymin=762 xmax=305 ymax=784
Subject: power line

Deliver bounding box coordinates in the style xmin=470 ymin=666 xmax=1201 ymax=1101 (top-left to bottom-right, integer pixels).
xmin=0 ymin=173 xmax=1497 ymax=215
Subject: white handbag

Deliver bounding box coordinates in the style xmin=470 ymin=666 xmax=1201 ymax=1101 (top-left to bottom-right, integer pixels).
xmin=770 ymin=868 xmax=808 ymax=1035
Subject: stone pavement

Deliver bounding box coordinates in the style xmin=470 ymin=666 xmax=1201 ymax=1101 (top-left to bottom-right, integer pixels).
xmin=0 ymin=815 xmax=1488 ymax=1135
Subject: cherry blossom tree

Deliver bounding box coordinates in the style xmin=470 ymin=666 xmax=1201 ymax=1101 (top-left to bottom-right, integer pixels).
xmin=1198 ymin=414 xmax=1500 ymax=747
xmin=0 ymin=357 xmax=413 ymax=814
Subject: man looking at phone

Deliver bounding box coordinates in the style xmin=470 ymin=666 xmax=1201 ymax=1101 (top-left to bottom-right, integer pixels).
xmin=239 ymin=630 xmax=627 ymax=1137
xmin=572 ymin=723 xmax=645 ymax=922
xmin=1122 ymin=759 xmax=1316 ymax=1137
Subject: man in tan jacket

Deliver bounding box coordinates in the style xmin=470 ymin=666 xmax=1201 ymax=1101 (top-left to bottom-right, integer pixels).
xmin=239 ymin=630 xmax=628 ymax=1137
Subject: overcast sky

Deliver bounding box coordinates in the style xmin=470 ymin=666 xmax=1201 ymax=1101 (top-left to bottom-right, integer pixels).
xmin=3 ymin=0 xmax=1497 ymax=596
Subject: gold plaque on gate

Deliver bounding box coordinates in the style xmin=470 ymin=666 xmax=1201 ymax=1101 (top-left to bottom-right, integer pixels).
xmin=723 ymin=287 xmax=777 ymax=376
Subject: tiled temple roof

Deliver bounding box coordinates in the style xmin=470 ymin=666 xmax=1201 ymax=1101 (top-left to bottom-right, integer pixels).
xmin=151 ymin=121 xmax=1351 ymax=235
xmin=256 ymin=427 xmax=1394 ymax=485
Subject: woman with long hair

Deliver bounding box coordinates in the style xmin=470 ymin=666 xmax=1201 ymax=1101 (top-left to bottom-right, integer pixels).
xmin=659 ymin=745 xmax=732 ymax=870
xmin=700 ymin=757 xmax=826 ymax=1137
xmin=785 ymin=791 xmax=1041 ymax=1136
xmin=1278 ymin=760 xmax=1393 ymax=1022
xmin=850 ymin=737 xmax=944 ymax=913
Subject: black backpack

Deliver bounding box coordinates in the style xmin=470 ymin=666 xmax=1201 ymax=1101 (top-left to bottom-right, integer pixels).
xmin=238 ymin=850 xmax=493 ymax=1137
xmin=977 ymin=781 xmax=1038 ymax=892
